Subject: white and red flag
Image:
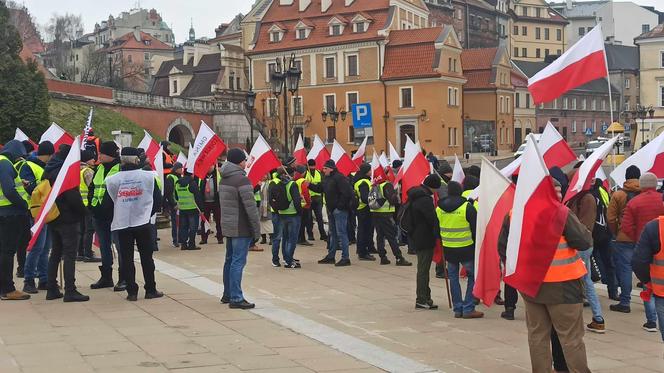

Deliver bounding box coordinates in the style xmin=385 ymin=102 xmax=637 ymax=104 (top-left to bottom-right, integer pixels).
xmin=399 ymin=138 xmax=430 ymax=200
xmin=505 ymin=135 xmax=569 ymax=297
xmin=293 ymin=134 xmax=307 ymax=166
xmin=528 ymin=25 xmax=607 ymax=105
xmin=14 ymin=128 xmax=37 ymax=150
xmin=28 ymin=137 xmax=82 ymax=251
xmin=176 ymin=151 xmax=188 ymax=167
xmin=331 ymin=140 xmax=358 ymax=176
xmin=378 ymin=151 xmax=389 ymax=169
xmin=539 ymin=122 xmax=577 ymax=168
xmin=40 ymin=123 xmax=74 ymax=149
xmin=564 ymin=135 xmax=619 ymax=203
xmin=370 ymin=150 xmax=387 ymax=183
xmin=473 ymin=158 xmax=515 ymax=306
xmin=395 ymin=136 xmax=416 ymax=183
xmin=451 ymin=155 xmax=465 ymax=184
xmin=187 ymin=121 xmax=227 ymax=179
xmin=245 ymin=134 xmax=281 ymax=187
xmin=352 ymin=136 xmax=368 ymax=167
xmin=389 ymin=141 xmax=400 ymax=164
xmin=306 ymin=135 xmax=330 ymax=170
xmin=611 ymin=131 xmax=664 ymax=187
xmin=81 ymin=107 xmax=94 ymax=150
xmin=137 ymin=130 xmax=160 ymax=169
xmin=153 ymin=146 xmax=164 ymax=196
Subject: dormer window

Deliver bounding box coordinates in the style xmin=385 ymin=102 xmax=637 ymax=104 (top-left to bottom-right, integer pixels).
xmin=297 ymin=29 xmax=307 ymax=39
xmin=328 ymin=17 xmax=346 ymax=36
xmin=351 ymin=14 xmax=371 ymax=33
xmin=268 ymin=24 xmax=286 ymax=42
xmin=330 ymin=24 xmax=342 ymax=36
xmin=294 ymin=21 xmax=313 ymax=40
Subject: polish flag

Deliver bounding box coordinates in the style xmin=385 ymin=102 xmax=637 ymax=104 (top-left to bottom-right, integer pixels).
xmin=564 ymin=135 xmax=619 ymax=203
xmin=501 ymin=157 xmax=522 ymax=179
xmin=28 ymin=137 xmax=82 ymax=251
xmin=187 ymin=121 xmax=227 ymax=179
xmin=14 ymin=128 xmax=37 ymax=150
xmin=451 ymin=155 xmax=465 ymax=183
xmin=370 ymin=150 xmax=387 ymax=183
xmin=539 ymin=122 xmax=577 ymax=168
xmin=176 ymin=151 xmax=188 ymax=167
xmin=473 ymin=158 xmax=515 ymax=306
xmin=379 ymin=151 xmax=389 ymax=168
xmin=528 ymin=25 xmax=607 ymax=105
xmin=306 ymin=135 xmax=330 ymax=170
xmin=596 ymin=167 xmax=610 ymax=191
xmin=331 ymin=140 xmax=358 ymax=176
xmin=352 ymin=136 xmax=368 ymax=166
xmin=389 ymin=141 xmax=400 ymax=163
xmin=293 ymin=134 xmax=307 ymax=166
xmin=40 ymin=123 xmax=74 ymax=149
xmin=137 ymin=130 xmax=160 ymax=169
xmin=505 ymin=135 xmax=569 ymax=297
xmin=611 ymin=131 xmax=664 ymax=187
xmin=400 ymin=138 xmax=430 ymax=200
xmin=153 ymin=146 xmax=164 ymax=196
xmin=395 ymin=135 xmax=416 ymax=183
xmin=245 ymin=134 xmax=281 ymax=187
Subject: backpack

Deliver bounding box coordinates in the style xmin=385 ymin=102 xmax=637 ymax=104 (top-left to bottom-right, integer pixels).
xmin=30 ymin=180 xmax=60 ymax=223
xmin=397 ymin=200 xmax=414 ymax=233
xmin=269 ymin=180 xmax=291 ymax=211
xmin=591 ymin=191 xmax=612 ymax=245
xmin=368 ymin=184 xmax=384 ymax=210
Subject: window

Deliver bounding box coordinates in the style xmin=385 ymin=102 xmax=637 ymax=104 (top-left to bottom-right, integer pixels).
xmin=583 ymin=120 xmax=587 ymax=131
xmin=325 ymin=56 xmax=336 ymax=78
xmin=536 ymin=7 xmax=541 ymax=17
xmin=601 ymin=99 xmax=606 ymax=111
xmin=553 ymin=99 xmax=558 ymax=109
xmin=515 ymin=92 xmax=521 ymax=108
xmin=661 ymin=51 xmax=664 ymax=68
xmin=347 ymin=54 xmax=358 ymax=76
xmin=642 ymin=24 xmax=650 ymax=34
xmin=522 ymin=26 xmax=527 ymax=36
xmin=229 ymin=76 xmax=235 ymax=90
xmin=353 ymin=22 xmax=366 ymax=33
xmin=172 ymin=80 xmax=178 ymax=93
xmin=592 ymin=120 xmax=597 ymax=132
xmin=292 ymin=96 xmax=303 ymax=116
xmin=660 ymin=85 xmax=664 ymax=106
xmin=557 ymin=49 xmax=561 ymax=55
xmin=556 ymin=29 xmax=562 ymax=41
xmin=513 ymin=47 xmax=519 ymax=57
xmin=536 ymin=48 xmax=541 ymax=58
xmin=236 ymin=77 xmax=241 ymax=90
xmin=625 ymin=78 xmax=630 ymax=89
xmin=400 ymin=87 xmax=413 ymax=108
xmin=578 ymin=27 xmax=585 ymax=36
xmin=581 ymin=98 xmax=587 ymax=110
xmin=453 ymin=59 xmax=457 ymax=72
xmin=544 ymin=28 xmax=550 ymax=40
xmin=448 ymin=127 xmax=458 ymax=146
xmin=297 ymin=28 xmax=307 ymax=40
xmin=448 ymin=57 xmax=453 ymax=71
xmin=571 ymin=98 xmax=577 ymax=110
xmin=348 ymin=126 xmax=355 ymax=143
xmin=447 ymin=87 xmax=459 ymax=106
xmin=522 ymin=48 xmax=527 ymax=57
xmin=270 ymin=31 xmax=282 ymax=42
xmin=526 ymin=93 xmax=531 ymax=108
xmin=267 ymin=98 xmax=278 ymax=117
xmin=127 ymin=55 xmax=132 ymax=63
xmin=592 ymin=99 xmax=597 ymax=111
xmin=324 ymin=94 xmax=336 ymax=112
xmin=521 ymin=6 xmax=528 ymax=16
xmin=536 ymin=27 xmax=541 ymax=39
xmin=562 ymin=97 xmax=568 ymax=109
xmin=513 ymin=25 xmax=519 ymax=35
xmin=346 ymin=92 xmax=358 ymax=108
xmin=330 ymin=24 xmax=342 ymax=36
xmin=572 ymin=120 xmax=577 ymax=133
xmin=506 ymin=97 xmax=511 ymax=113
xmin=326 ymin=126 xmax=336 ymax=143
xmin=500 ymin=96 xmax=504 ymax=113
xmin=625 ymin=101 xmax=630 ymax=111
xmin=454 ymin=88 xmax=459 ymax=106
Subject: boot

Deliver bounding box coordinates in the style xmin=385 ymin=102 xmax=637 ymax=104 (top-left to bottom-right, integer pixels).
xmin=64 ymin=289 xmax=90 ymax=302
xmin=500 ymin=307 xmax=515 ymax=320
xmin=23 ymin=279 xmax=38 ymax=294
xmin=260 ymin=234 xmax=267 ymax=244
xmin=268 ymin=234 xmax=273 ymax=245
xmin=83 ymin=250 xmax=102 ymax=263
xmin=395 ymin=257 xmax=412 ymax=266
xmin=45 ymin=288 xmax=64 ymax=300
xmin=90 ymin=266 xmax=114 ymax=289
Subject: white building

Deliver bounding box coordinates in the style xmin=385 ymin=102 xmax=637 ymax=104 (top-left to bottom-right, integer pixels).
xmin=550 ymin=0 xmax=659 ymax=46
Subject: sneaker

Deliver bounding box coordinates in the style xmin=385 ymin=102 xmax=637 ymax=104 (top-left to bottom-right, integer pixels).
xmin=609 ymin=303 xmax=631 ymax=313
xmin=462 ymin=311 xmax=484 ymax=319
xmin=380 ymin=257 xmax=391 ymax=265
xmin=22 ymin=280 xmax=38 ymax=294
xmin=199 ymin=240 xmax=207 ymax=245
xmin=454 ymin=312 xmax=462 ymax=318
xmin=396 ymin=257 xmax=412 ymax=266
xmin=182 ymin=245 xmax=201 ymax=251
xmin=37 ymin=281 xmax=48 ymax=291
xmin=45 ymin=289 xmax=63 ymax=300
xmin=587 ymin=319 xmax=606 ymax=334
xmin=643 ymin=321 xmax=658 ymax=332
xmin=145 ymin=291 xmax=164 ymax=299
xmin=335 ymin=258 xmax=351 ymax=267
xmin=1 ymin=290 xmax=31 ymax=300
xmin=249 ymin=246 xmax=264 ymax=252
xmin=494 ymin=295 xmax=505 ymax=306
xmin=284 ymin=262 xmax=301 ymax=269
xmin=271 ymin=259 xmax=281 ymax=267
xmin=16 ymin=268 xmax=24 ymax=278
xmin=500 ymin=308 xmax=515 ymax=320
xmin=83 ymin=255 xmax=102 ymax=263
xmin=298 ymin=240 xmax=314 ymax=246
xmin=318 ymin=257 xmax=336 ymax=264
xmin=358 ymin=254 xmax=376 ymax=261
xmin=126 ymin=294 xmax=138 ymax=301
xmin=229 ymin=299 xmax=255 ymax=309
xmin=113 ymin=280 xmax=127 ymax=292
xmin=63 ymin=290 xmax=90 ymax=302
xmin=172 ymin=242 xmax=180 ymax=248
xmin=76 ymin=255 xmax=86 ymax=262
xmin=367 ymin=248 xmax=379 ymax=254
xmin=415 ymin=301 xmax=438 ymax=310
xmin=220 ymin=295 xmax=230 ymax=304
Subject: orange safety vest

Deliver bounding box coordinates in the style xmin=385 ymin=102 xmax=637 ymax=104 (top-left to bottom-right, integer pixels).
xmin=649 ymin=217 xmax=664 ymax=296
xmin=163 ymin=152 xmax=174 ymax=175
xmin=542 ymin=237 xmax=587 ymax=282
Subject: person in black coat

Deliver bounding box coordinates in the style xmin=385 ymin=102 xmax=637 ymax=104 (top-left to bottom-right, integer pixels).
xmin=407 ymin=175 xmax=441 ymax=309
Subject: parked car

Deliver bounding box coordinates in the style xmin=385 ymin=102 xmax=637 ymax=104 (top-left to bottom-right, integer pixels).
xmin=514 ymin=134 xmax=542 ymax=158
xmin=585 ymin=140 xmax=605 ymax=158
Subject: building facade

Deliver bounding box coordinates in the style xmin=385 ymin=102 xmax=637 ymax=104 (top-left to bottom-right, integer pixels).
xmin=605 ymin=44 xmax=639 ymax=142
xmin=427 ymin=0 xmax=502 ymax=49
xmin=93 ymin=8 xmax=176 ymax=48
xmin=509 ymin=0 xmax=568 ymax=61
xmin=511 ymin=68 xmax=536 ymax=145
xmin=635 ymin=24 xmax=664 ymax=146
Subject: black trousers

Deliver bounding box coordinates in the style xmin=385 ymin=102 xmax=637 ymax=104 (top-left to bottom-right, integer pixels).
xmin=308 ymin=198 xmax=326 ymax=238
xmin=118 ymin=225 xmax=156 ymax=295
xmin=48 ymin=223 xmax=80 ymax=292
xmin=372 ymin=213 xmax=403 ymax=259
xmin=356 ymin=208 xmax=374 ymax=256
xmin=16 ymin=218 xmax=30 ymax=274
xmin=348 ymin=209 xmax=357 ymax=242
xmin=0 ymin=214 xmax=30 ymax=294
xmin=551 ymin=329 xmax=568 ymax=371
xmin=504 ymin=283 xmax=519 ymax=309
xmin=78 ymin=211 xmax=95 ymax=257
xmin=416 ymin=248 xmax=434 ymax=304
xmin=299 ymin=208 xmax=312 ymax=241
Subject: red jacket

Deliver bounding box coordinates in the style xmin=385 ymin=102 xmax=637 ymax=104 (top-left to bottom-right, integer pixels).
xmin=621 ymin=189 xmax=664 ymax=242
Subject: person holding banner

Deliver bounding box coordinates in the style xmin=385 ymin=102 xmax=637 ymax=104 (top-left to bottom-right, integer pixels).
xmin=0 ymin=140 xmax=31 ymax=300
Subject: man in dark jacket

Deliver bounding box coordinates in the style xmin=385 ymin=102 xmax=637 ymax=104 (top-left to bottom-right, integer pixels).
xmin=408 ymin=175 xmax=441 ymax=310
xmin=276 ymin=162 xmax=302 ymax=268
xmin=199 ymin=164 xmax=223 ymax=245
xmin=219 ymin=148 xmax=261 ymax=309
xmin=370 ymin=174 xmax=412 ymax=267
xmin=175 ymin=169 xmax=203 ymax=250
xmin=164 ymin=162 xmax=183 ymax=247
xmin=0 ymin=140 xmax=31 ymax=300
xmin=632 ymin=217 xmax=664 ymax=340
xmin=44 ymin=145 xmax=89 ymax=302
xmin=313 ymin=160 xmax=354 ymax=266
xmin=353 ymin=163 xmax=376 ymax=261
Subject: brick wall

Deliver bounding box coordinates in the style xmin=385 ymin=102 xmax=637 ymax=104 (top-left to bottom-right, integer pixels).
xmin=46 ymin=79 xmax=114 ymax=100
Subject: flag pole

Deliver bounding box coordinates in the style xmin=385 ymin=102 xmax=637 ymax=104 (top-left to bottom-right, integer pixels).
xmin=601 ymin=32 xmax=617 ymax=172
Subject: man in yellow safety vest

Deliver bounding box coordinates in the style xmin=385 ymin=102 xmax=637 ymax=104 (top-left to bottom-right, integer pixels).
xmin=77 ymin=149 xmax=101 ymax=263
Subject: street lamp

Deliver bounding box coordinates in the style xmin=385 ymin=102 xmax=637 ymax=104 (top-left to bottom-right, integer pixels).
xmin=268 ymin=53 xmax=301 ymax=153
xmin=246 ymin=88 xmax=257 ymax=148
xmin=632 ymin=104 xmax=655 ymax=148
xmin=321 ymin=106 xmax=347 ymax=126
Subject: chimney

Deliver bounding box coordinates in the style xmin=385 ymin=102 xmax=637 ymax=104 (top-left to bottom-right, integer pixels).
xmin=133 ymin=26 xmax=141 ymax=42
xmin=566 ymin=0 xmax=573 ymax=10
xmin=300 ymin=0 xmax=311 ymax=11
xmin=322 ymin=0 xmax=332 ymax=12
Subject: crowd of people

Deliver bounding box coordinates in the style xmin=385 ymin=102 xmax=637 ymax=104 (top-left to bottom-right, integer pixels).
xmin=2 ymin=132 xmax=664 ymax=372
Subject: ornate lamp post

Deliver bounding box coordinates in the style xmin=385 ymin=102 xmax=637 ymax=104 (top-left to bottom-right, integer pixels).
xmin=321 ymin=106 xmax=347 ymax=142
xmin=245 ymin=89 xmax=257 ymax=148
xmin=269 ymin=53 xmax=301 ymax=153
xmin=632 ymin=104 xmax=655 ymax=147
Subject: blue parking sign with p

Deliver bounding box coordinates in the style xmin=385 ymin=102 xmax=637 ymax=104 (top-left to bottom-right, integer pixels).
xmin=352 ymin=103 xmax=372 ymax=129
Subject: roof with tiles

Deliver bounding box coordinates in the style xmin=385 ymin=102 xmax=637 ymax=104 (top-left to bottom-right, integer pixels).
xmin=461 ymin=47 xmax=498 ymax=71
xmin=635 ymin=23 xmax=664 ymax=40
xmin=387 ymin=27 xmax=444 ymax=46
xmin=108 ymin=31 xmax=173 ymax=51
xmin=382 ymin=27 xmax=450 ymax=80
xmin=463 ymin=70 xmax=494 ymax=89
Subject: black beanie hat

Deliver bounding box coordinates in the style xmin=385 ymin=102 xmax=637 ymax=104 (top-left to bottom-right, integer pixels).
xmin=447 ymin=181 xmax=463 ymax=196
xmin=467 ymin=165 xmax=481 ymax=178
xmin=308 ymin=159 xmax=316 ymax=166
xmin=100 ymin=141 xmax=119 ymax=157
xmin=121 ymin=147 xmax=140 ymax=157
xmin=423 ymin=174 xmax=442 ymax=189
xmin=625 ymin=165 xmax=641 ymax=180
xmin=22 ymin=140 xmax=35 ymax=154
xmin=438 ymin=160 xmax=453 ymax=175
xmin=37 ymin=141 xmax=55 ymax=156
xmin=358 ymin=162 xmax=371 ymax=176
xmin=227 ymin=148 xmax=247 ymax=165
xmin=323 ymin=159 xmax=336 ymax=169
xmin=80 ymin=149 xmax=95 ymax=163
xmin=392 ymin=160 xmax=403 ymax=168
xmin=283 ymin=156 xmax=296 ymax=167
xmin=57 ymin=144 xmax=71 ymax=159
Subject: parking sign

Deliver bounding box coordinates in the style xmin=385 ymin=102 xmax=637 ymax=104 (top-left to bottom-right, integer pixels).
xmin=352 ymin=103 xmax=372 ymax=129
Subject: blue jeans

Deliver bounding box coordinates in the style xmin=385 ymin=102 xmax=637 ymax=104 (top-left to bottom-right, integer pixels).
xmin=24 ymin=225 xmax=50 ymax=282
xmin=280 ymin=215 xmax=299 ymax=265
xmin=170 ymin=209 xmax=178 ymax=244
xmin=327 ymin=209 xmax=349 ymax=260
xmin=271 ymin=214 xmax=283 ymax=263
xmin=645 ymin=294 xmax=658 ymax=324
xmin=222 ymin=237 xmax=251 ymax=303
xmin=94 ymin=218 xmax=120 ymax=269
xmin=178 ymin=211 xmax=199 ymax=246
xmin=654 ymin=296 xmax=664 ymax=341
xmin=612 ymin=241 xmax=635 ymax=306
xmin=448 ymin=260 xmax=476 ymax=314
xmin=579 ymin=248 xmax=603 ymax=321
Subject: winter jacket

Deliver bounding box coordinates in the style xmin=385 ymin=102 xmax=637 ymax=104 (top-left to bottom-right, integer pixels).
xmin=498 ymin=208 xmax=592 ymax=304
xmin=219 ymin=162 xmax=260 ymax=239
xmin=0 ymin=140 xmax=29 ymax=216
xmin=436 ymin=175 xmax=451 ymax=200
xmin=372 ymin=181 xmax=400 ymax=216
xmin=354 ymin=174 xmax=371 ymax=209
xmin=44 ymin=155 xmax=86 ymax=225
xmin=621 ymin=189 xmax=664 ymax=242
xmin=199 ymin=170 xmax=220 ymax=203
xmin=19 ymin=156 xmax=46 ymax=195
xmin=308 ymin=170 xmax=353 ymax=212
xmin=566 ymin=191 xmax=596 ymax=232
xmin=633 ymin=218 xmax=661 ymax=285
xmin=406 ymin=186 xmax=440 ymax=251
xmin=176 ymin=174 xmax=203 ymax=212
xmin=437 ymin=194 xmax=477 ymax=263
xmin=163 ymin=173 xmax=178 ymax=209
xmin=277 ymin=174 xmax=303 ymax=215
xmin=607 ymin=179 xmax=640 ymax=242
xmin=88 ymin=158 xmax=120 ymax=221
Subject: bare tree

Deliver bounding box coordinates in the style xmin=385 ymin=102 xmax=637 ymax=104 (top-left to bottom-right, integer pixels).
xmin=44 ymin=13 xmax=83 ymax=79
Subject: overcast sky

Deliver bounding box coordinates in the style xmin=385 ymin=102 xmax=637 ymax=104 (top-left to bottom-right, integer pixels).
xmin=19 ymin=0 xmax=664 ymax=43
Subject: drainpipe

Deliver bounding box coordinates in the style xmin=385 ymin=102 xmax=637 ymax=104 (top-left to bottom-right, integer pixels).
xmin=378 ymin=41 xmax=388 ymax=153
